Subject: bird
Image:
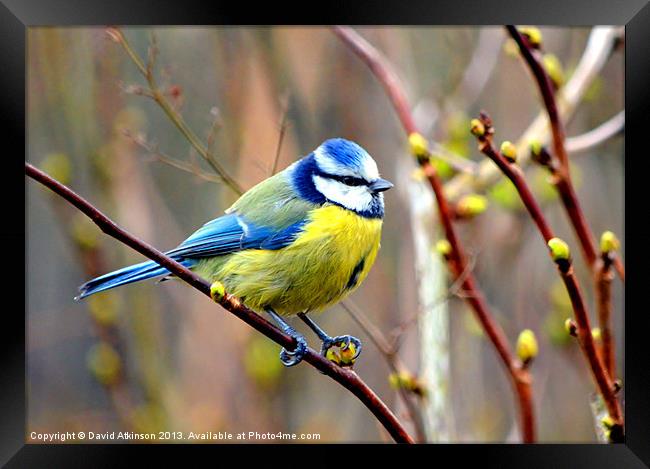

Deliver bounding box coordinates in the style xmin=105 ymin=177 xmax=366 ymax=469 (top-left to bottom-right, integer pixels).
xmin=77 ymin=138 xmax=393 ymax=367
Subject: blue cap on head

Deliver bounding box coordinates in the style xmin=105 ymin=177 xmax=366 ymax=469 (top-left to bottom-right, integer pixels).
xmin=313 ymin=138 xmax=379 ymax=180
xmin=319 ymin=138 xmax=369 ymax=169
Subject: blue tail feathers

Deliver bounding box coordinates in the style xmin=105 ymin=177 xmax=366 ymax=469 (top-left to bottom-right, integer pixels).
xmin=76 ymin=257 xmax=197 ymax=300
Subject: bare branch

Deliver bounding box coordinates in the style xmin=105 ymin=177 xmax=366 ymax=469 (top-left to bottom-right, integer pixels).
xmin=26 ymin=162 xmax=414 ymax=444
xmin=111 ymin=28 xmax=244 ymax=195
xmin=471 ymin=111 xmax=623 ymax=442
xmin=445 ymin=26 xmax=622 ymax=199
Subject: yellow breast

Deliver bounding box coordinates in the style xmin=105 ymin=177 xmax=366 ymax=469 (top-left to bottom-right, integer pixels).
xmin=206 ymin=204 xmax=383 ymax=315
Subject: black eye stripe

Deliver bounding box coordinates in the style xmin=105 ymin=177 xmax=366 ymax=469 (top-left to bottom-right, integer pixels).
xmin=322 ymin=173 xmax=368 ymax=186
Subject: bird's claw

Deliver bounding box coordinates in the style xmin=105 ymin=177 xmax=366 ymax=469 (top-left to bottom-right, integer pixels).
xmin=321 ymin=335 xmax=362 ymax=366
xmin=279 ymin=334 xmax=308 ymax=367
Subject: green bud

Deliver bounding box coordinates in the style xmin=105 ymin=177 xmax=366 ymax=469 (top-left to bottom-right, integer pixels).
xmin=210 ymin=281 xmax=226 ymax=302
xmin=516 ymin=329 xmax=538 ymax=364
xmin=519 ymin=26 xmax=543 ymax=48
xmin=591 ymin=327 xmax=602 ymax=341
xmin=542 ymin=53 xmax=565 ymax=88
xmin=529 ymin=140 xmax=551 ymax=166
xmin=325 ymin=347 xmax=342 ymax=365
xmin=338 ymin=341 xmax=358 ymax=366
xmin=435 ymin=239 xmax=452 ymax=257
xmin=470 ymin=118 xmax=485 ymax=137
xmin=564 ymin=318 xmax=578 ymax=337
xmin=456 ymin=194 xmax=489 ymax=217
xmin=548 ymin=237 xmax=570 ymax=262
xmin=388 ymin=370 xmax=427 ymax=397
xmin=601 ymin=415 xmax=615 ymax=430
xmin=529 ymin=139 xmax=543 ymax=157
xmin=500 ymin=141 xmax=517 ymax=163
xmin=600 ymin=231 xmax=620 ymax=254
xmin=408 ymin=132 xmax=430 ymax=159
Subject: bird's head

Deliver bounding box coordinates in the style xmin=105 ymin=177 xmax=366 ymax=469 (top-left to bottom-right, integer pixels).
xmin=290 ymin=138 xmax=393 ymax=218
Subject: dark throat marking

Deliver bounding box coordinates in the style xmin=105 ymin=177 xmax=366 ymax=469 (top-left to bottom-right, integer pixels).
xmin=346 ymin=256 xmax=366 ymax=290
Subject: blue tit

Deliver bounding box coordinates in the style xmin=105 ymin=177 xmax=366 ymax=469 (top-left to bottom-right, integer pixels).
xmin=77 ymin=138 xmax=393 ymax=366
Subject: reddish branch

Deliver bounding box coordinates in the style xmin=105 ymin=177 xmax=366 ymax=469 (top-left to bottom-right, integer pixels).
xmin=596 ymin=253 xmax=616 ymax=378
xmin=26 ymin=162 xmax=414 ymax=445
xmin=506 ymin=25 xmax=625 ymax=281
xmin=333 ymin=26 xmax=535 ymax=443
xmin=472 ymin=113 xmax=623 ymax=442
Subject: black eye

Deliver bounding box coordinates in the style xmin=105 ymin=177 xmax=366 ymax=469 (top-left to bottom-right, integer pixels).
xmin=341 ymin=176 xmax=364 ymax=186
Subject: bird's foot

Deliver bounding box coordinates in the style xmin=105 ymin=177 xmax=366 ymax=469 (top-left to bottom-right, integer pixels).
xmin=321 ymin=335 xmax=362 ymax=366
xmin=265 ymin=307 xmax=308 ymax=367
xmin=279 ymin=333 xmax=308 ymax=367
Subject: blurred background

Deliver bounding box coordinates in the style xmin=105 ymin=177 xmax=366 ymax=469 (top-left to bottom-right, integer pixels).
xmin=27 ymin=26 xmax=624 ymax=442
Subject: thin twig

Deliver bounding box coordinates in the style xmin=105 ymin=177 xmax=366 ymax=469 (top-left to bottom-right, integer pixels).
xmin=271 ymin=93 xmax=290 ymax=176
xmin=506 ymin=25 xmax=625 ymax=281
xmin=472 ymin=112 xmax=623 ymax=442
xmin=111 ymin=28 xmax=244 ymax=195
xmin=206 ymin=107 xmax=223 ymax=163
xmin=26 ymin=162 xmax=414 ymax=444
xmin=444 ymin=26 xmax=622 ymax=200
xmin=123 ymin=130 xmax=222 ymax=183
xmin=333 ymin=25 xmax=536 ymax=443
xmin=596 ymin=253 xmax=616 ymax=379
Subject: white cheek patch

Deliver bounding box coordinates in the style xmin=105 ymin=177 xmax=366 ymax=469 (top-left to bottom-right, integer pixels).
xmin=313 ymin=175 xmax=373 ymax=213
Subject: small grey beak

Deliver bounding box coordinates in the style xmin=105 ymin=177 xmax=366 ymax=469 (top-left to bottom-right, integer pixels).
xmin=369 ymin=178 xmax=394 ymax=193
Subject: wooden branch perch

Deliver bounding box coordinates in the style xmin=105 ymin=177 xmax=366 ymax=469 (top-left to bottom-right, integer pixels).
xmin=25 ymin=162 xmax=414 ymax=444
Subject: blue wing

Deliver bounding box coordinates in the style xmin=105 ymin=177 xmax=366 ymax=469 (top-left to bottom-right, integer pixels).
xmin=168 ymin=213 xmax=306 ymax=258
xmin=77 ymin=213 xmax=306 ymax=299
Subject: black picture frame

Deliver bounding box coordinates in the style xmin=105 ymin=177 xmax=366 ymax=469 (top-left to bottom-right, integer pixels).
xmin=8 ymin=0 xmax=650 ymax=465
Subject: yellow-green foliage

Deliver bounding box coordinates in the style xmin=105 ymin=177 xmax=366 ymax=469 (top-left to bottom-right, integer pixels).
xmin=243 ymin=336 xmax=284 ymax=389
xmin=489 ymin=177 xmax=523 ymax=210
xmin=544 ymin=309 xmax=573 ymax=346
xmin=88 ymin=293 xmax=120 ymax=326
xmin=71 ymin=213 xmax=100 ymax=250
xmin=544 ymin=280 xmax=577 ymax=346
xmin=41 ymin=153 xmax=72 ymax=185
xmin=131 ymin=403 xmax=167 ymax=434
xmin=86 ymin=342 xmax=121 ymax=386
